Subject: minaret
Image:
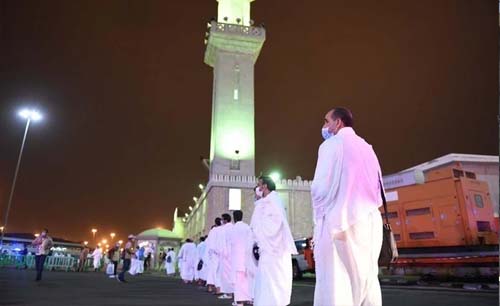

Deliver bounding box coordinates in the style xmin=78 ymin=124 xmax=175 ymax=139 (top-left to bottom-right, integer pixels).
xmin=204 ymin=0 xmax=265 ymax=177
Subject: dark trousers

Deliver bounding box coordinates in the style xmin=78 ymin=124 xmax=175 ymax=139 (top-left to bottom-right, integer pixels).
xmin=112 ymin=260 xmax=118 ymax=275
xmin=118 ymin=259 xmax=131 ymax=281
xmin=35 ymin=255 xmax=47 ymax=280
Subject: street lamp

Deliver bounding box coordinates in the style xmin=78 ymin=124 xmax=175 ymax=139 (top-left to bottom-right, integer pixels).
xmin=110 ymin=233 xmax=115 ymax=240
xmin=118 ymin=240 xmax=123 ymax=245
xmin=34 ymin=233 xmax=40 ymax=238
xmin=91 ymin=228 xmax=97 ymax=240
xmin=101 ymin=239 xmax=107 ymax=244
xmin=0 ymin=108 xmax=43 ymax=247
xmin=83 ymin=241 xmax=88 ymax=246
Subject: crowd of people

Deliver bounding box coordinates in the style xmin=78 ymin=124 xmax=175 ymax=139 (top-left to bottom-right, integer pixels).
xmin=171 ymin=108 xmax=385 ymax=306
xmin=25 ymin=108 xmax=385 ymax=306
xmin=173 ymin=175 xmax=298 ymax=306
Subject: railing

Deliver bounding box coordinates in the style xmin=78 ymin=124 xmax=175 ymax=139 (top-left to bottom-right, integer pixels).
xmin=211 ymin=21 xmax=265 ymax=38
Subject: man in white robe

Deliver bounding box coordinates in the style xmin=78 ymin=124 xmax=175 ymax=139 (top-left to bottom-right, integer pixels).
xmin=311 ymin=108 xmax=383 ymax=306
xmin=165 ymin=248 xmax=176 ymax=276
xmin=196 ymin=236 xmax=207 ymax=284
xmin=205 ymin=218 xmax=222 ymax=293
xmin=216 ymin=213 xmax=234 ymax=300
xmin=251 ymin=176 xmax=298 ymax=306
xmin=91 ymin=246 xmax=103 ymax=271
xmin=229 ymin=210 xmax=256 ymax=306
xmin=178 ymin=239 xmax=198 ymax=283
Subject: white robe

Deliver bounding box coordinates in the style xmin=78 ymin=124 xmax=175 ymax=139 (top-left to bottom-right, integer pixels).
xmin=205 ymin=226 xmax=222 ymax=286
xmin=229 ymin=221 xmax=256 ymax=302
xmin=178 ymin=242 xmax=198 ymax=282
xmin=91 ymin=248 xmax=103 ymax=269
xmin=196 ymin=241 xmax=207 ymax=281
xmin=217 ymin=222 xmax=234 ymax=294
xmin=250 ymin=191 xmax=298 ymax=306
xmin=165 ymin=250 xmax=176 ymax=275
xmin=311 ymin=127 xmax=383 ymax=306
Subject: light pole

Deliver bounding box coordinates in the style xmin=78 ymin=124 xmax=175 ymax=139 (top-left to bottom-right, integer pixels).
xmin=91 ymin=228 xmax=97 ymax=241
xmin=0 ymin=109 xmax=42 ymax=248
xmin=110 ymin=233 xmax=115 ymax=241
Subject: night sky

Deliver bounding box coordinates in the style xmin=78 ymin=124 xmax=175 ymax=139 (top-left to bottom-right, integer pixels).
xmin=0 ymin=0 xmax=497 ymax=243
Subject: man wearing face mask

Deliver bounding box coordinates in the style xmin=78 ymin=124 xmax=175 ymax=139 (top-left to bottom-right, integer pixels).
xmin=31 ymin=228 xmax=53 ymax=281
xmin=311 ymin=107 xmax=384 ymax=306
xmin=250 ymin=176 xmax=298 ymax=306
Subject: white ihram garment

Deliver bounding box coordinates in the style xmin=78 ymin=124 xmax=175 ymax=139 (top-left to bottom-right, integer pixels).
xmin=229 ymin=221 xmax=256 ymax=302
xmin=250 ymin=191 xmax=298 ymax=306
xmin=205 ymin=226 xmax=222 ymax=287
xmin=217 ymin=222 xmax=234 ymax=294
xmin=178 ymin=242 xmax=198 ymax=282
xmin=196 ymin=241 xmax=207 ymax=281
xmin=91 ymin=249 xmax=103 ymax=269
xmin=165 ymin=250 xmax=176 ymax=275
xmin=311 ymin=127 xmax=384 ymax=306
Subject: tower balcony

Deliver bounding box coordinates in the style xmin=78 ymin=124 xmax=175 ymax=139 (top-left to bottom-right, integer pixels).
xmin=204 ymin=21 xmax=266 ymax=67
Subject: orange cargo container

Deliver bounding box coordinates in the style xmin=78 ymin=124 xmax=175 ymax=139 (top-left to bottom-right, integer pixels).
xmin=381 ymin=166 xmax=498 ymax=249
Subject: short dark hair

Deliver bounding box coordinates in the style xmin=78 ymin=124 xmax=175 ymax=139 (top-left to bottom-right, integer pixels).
xmin=222 ymin=213 xmax=231 ymax=223
xmin=331 ymin=107 xmax=353 ymax=127
xmin=233 ymin=210 xmax=243 ymax=222
xmin=215 ymin=217 xmax=222 ymax=226
xmin=42 ymin=228 xmax=49 ymax=233
xmin=259 ymin=175 xmax=276 ymax=191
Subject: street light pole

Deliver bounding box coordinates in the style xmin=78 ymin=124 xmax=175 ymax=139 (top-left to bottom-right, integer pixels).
xmin=0 ymin=118 xmax=31 ymax=248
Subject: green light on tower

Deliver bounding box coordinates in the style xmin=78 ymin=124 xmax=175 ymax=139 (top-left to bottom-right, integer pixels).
xmin=269 ymin=172 xmax=281 ymax=183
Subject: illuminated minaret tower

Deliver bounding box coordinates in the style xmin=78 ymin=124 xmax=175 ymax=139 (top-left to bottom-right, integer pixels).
xmin=204 ymin=0 xmax=265 ymax=177
xmin=182 ymin=0 xmax=265 ymax=239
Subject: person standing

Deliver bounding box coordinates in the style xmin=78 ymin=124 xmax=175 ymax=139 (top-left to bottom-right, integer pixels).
xmin=91 ymin=245 xmax=103 ymax=272
xmin=177 ymin=239 xmax=198 ymax=284
xmin=118 ymin=235 xmax=136 ymax=283
xmin=217 ymin=213 xmax=234 ymax=300
xmin=205 ymin=218 xmax=222 ymax=294
xmin=165 ymin=248 xmax=176 ymax=276
xmin=77 ymin=245 xmax=90 ymax=272
xmin=311 ymin=108 xmax=384 ymax=306
xmin=107 ymin=244 xmax=120 ymax=278
xmin=250 ymin=176 xmax=298 ymax=306
xmin=229 ymin=210 xmax=256 ymax=306
xmin=196 ymin=236 xmax=207 ymax=285
xmin=31 ymin=229 xmax=53 ymax=281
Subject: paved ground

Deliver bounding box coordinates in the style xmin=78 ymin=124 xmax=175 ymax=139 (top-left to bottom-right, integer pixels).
xmin=0 ymin=269 xmax=498 ymax=306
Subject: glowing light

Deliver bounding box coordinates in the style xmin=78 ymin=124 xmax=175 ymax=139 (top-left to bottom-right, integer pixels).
xmin=18 ymin=109 xmax=43 ymax=121
xmin=269 ymin=172 xmax=281 ymax=183
xmin=229 ymin=188 xmax=241 ymax=211
xmin=34 ymin=233 xmax=40 ymax=237
xmin=91 ymin=229 xmax=97 ymax=234
xmin=198 ymin=184 xmax=204 ymax=190
xmin=110 ymin=233 xmax=115 ymax=239
xmin=189 ymin=206 xmax=193 ymax=211
xmin=106 ymin=244 xmax=109 ymax=248
xmin=0 ymin=226 xmax=4 ymax=232
xmin=83 ymin=241 xmax=88 ymax=246
xmin=118 ymin=240 xmax=123 ymax=244
xmin=101 ymin=239 xmax=107 ymax=244
xmin=185 ymin=213 xmax=189 ymax=218
xmin=192 ymin=197 xmax=198 ymax=203
xmin=97 ymin=243 xmax=101 ymax=247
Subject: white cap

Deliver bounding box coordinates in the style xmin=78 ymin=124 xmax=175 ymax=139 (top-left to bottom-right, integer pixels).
xmin=128 ymin=235 xmax=135 ymax=239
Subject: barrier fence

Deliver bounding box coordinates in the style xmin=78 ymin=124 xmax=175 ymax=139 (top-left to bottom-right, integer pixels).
xmin=0 ymin=254 xmax=104 ymax=272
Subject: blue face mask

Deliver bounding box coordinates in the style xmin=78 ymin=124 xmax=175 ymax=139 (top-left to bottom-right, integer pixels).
xmin=321 ymin=127 xmax=333 ymax=140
